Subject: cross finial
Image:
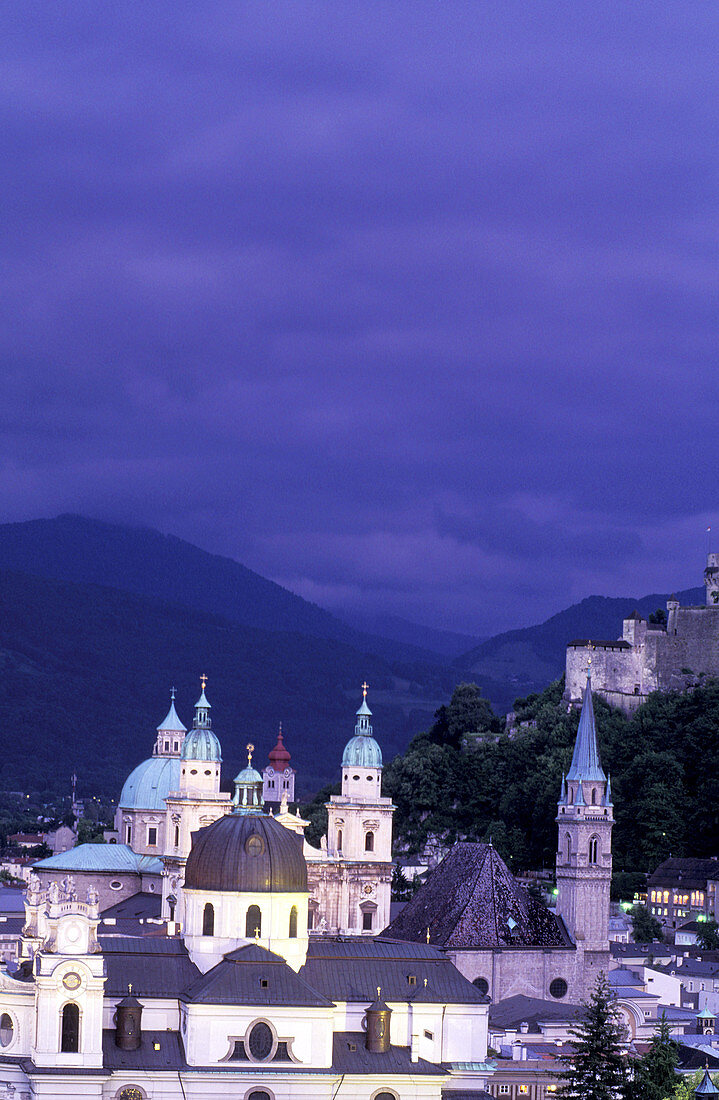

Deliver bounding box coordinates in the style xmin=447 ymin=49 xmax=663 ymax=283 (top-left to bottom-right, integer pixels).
xmin=200 ymin=673 xmax=207 ymax=691
xmin=128 ymin=982 xmax=132 ymax=994
xmin=254 ymin=926 xmax=260 ymax=942
xmin=426 ymin=926 xmax=430 ymax=943
xmin=247 ymin=743 xmax=254 ymax=766
xmin=377 ymin=985 xmax=381 ymax=999
xmin=362 ymin=681 xmax=369 ymax=698
xmin=170 ymin=686 xmax=176 ymax=700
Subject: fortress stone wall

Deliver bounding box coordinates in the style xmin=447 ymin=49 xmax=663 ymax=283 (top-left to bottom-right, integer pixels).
xmin=565 ymin=555 xmax=719 ymax=712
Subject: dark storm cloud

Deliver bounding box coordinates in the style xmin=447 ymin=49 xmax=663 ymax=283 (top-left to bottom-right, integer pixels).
xmin=1 ymin=2 xmax=717 ymax=632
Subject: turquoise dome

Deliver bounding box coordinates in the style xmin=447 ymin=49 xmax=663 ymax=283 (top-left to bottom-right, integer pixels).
xmin=342 ymin=734 xmax=382 ymax=768
xmin=235 ymin=765 xmax=262 ymax=784
xmin=181 ymin=728 xmax=222 ymax=762
xmin=118 ymin=756 xmax=181 ymax=811
xmin=342 ymin=687 xmax=382 ymax=768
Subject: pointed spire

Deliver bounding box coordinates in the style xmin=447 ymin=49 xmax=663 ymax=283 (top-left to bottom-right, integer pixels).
xmin=566 ymin=675 xmax=606 ymax=783
xmin=559 ymin=772 xmax=567 ymax=804
xmin=603 ymin=774 xmax=613 ymax=807
xmin=355 ymin=682 xmax=373 ymax=737
xmin=193 ymin=675 xmax=212 ymax=729
xmin=157 ymin=689 xmax=187 ymax=733
xmin=694 ymin=1065 xmax=719 ymax=1097
xmin=574 ymin=780 xmax=586 ymax=806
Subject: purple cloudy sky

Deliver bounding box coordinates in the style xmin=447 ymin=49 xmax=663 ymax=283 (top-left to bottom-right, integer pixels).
xmin=2 ymin=3 xmax=717 ymax=634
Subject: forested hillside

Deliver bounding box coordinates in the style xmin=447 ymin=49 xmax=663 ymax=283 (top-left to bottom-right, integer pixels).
xmin=381 ymin=679 xmax=719 ymax=874
xmin=0 ymin=569 xmax=453 ymax=799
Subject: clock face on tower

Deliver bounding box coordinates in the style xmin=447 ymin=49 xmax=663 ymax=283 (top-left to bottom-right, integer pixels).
xmin=62 ymin=972 xmax=81 ymax=991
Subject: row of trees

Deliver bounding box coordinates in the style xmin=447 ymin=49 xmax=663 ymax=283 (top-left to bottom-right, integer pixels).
xmin=379 ymin=678 xmax=719 ymax=873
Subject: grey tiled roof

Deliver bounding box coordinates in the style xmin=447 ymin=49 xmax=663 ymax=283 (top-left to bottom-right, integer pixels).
xmin=100 ymin=935 xmax=201 ymax=997
xmin=648 ymin=857 xmax=719 ymax=890
xmin=103 ymin=1029 xmax=186 ymax=1070
xmin=101 ymin=892 xmax=162 ymax=919
xmin=182 ymin=943 xmax=333 ymax=1006
xmin=488 ymin=994 xmax=583 ymax=1031
xmin=301 ymin=938 xmax=486 ymax=1004
xmin=383 ymin=843 xmax=567 ymax=949
xmin=331 ymin=1032 xmax=442 ymax=1074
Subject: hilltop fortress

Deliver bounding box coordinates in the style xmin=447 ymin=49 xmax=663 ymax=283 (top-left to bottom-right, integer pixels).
xmin=565 ymin=553 xmax=719 ymax=713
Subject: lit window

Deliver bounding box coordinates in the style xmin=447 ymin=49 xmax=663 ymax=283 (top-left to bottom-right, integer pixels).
xmin=519 ymin=1087 xmax=529 ymax=1095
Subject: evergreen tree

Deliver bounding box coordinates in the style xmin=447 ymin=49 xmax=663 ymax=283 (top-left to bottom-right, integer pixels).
xmin=696 ymin=918 xmax=719 ymax=950
xmin=628 ymin=1013 xmax=678 ymax=1100
xmin=557 ymin=973 xmax=628 ymax=1100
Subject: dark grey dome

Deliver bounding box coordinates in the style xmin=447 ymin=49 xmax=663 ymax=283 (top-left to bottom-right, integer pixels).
xmin=184 ymin=814 xmax=307 ymax=893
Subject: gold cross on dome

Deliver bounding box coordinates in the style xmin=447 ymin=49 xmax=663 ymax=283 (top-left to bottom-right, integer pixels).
xmin=254 ymin=926 xmax=260 ymax=942
xmin=128 ymin=982 xmax=132 ymax=993
xmin=426 ymin=927 xmax=430 ymax=943
xmin=377 ymin=985 xmax=381 ymax=999
xmin=247 ymin=743 xmax=254 ymax=766
xmin=200 ymin=673 xmax=208 ymax=690
xmin=362 ymin=681 xmax=369 ymax=698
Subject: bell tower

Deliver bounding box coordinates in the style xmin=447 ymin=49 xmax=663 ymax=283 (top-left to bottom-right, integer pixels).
xmin=555 ymin=674 xmax=613 ymax=954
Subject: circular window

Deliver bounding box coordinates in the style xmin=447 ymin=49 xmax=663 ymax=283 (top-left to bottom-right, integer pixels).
xmin=110 ymin=880 xmax=122 ymax=890
xmin=204 ymin=769 xmax=211 ymax=775
xmin=353 ymin=774 xmax=360 ymax=781
xmin=367 ymin=775 xmax=373 ymax=781
xmin=190 ymin=769 xmax=198 ymax=775
xmin=0 ymin=1013 xmax=13 ymax=1047
xmin=247 ymin=1021 xmax=274 ymax=1061
xmin=550 ymin=978 xmax=568 ymax=999
xmin=245 ymin=834 xmax=266 ymax=857
xmin=472 ymin=976 xmax=489 ymax=995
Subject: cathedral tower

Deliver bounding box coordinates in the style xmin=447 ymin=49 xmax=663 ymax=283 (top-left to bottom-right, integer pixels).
xmin=555 ymin=674 xmax=613 ymax=954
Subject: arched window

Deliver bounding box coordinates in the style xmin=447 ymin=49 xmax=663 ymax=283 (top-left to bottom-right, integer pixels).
xmin=61 ymin=1002 xmax=80 ymax=1052
xmin=591 ymin=787 xmax=597 ymax=805
xmin=174 ymin=824 xmax=180 ymax=848
xmin=289 ymin=905 xmax=298 ymax=939
xmin=203 ymin=902 xmax=214 ymax=936
xmin=0 ymin=1013 xmax=13 ymax=1047
xmin=565 ymin=832 xmax=572 ymax=862
xmin=588 ymin=835 xmax=599 ymax=864
xmin=246 ymin=904 xmax=262 ymax=939
xmin=337 ymin=829 xmax=343 ymax=851
xmin=365 ymin=831 xmax=374 ymax=853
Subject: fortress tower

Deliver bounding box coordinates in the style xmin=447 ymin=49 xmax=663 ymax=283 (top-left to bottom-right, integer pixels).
xmin=556 ymin=675 xmax=613 ymax=961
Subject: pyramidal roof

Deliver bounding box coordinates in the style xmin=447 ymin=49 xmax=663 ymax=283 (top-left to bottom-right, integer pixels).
xmin=383 ymin=843 xmax=566 ymax=949
xmin=566 ymin=675 xmax=606 ymax=783
xmin=157 ymin=694 xmax=187 ymax=733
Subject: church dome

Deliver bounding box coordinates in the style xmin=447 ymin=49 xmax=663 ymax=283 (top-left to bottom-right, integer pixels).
xmin=181 ymin=728 xmax=222 ymax=762
xmin=268 ymin=727 xmax=291 ymax=768
xmin=342 ymin=734 xmax=382 ymax=768
xmin=184 ymin=813 xmax=307 ymax=893
xmin=341 ymin=685 xmax=382 ymax=768
xmin=118 ymin=756 xmax=181 ymax=811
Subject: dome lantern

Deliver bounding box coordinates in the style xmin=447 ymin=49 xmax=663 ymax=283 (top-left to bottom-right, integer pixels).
xmin=232 ymin=744 xmax=263 ymax=815
xmin=181 ymin=676 xmax=222 ymax=763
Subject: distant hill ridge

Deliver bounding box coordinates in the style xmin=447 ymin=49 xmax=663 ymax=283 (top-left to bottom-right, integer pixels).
xmin=0 ymin=515 xmax=445 ymax=667
xmin=455 ymin=589 xmax=704 ymax=703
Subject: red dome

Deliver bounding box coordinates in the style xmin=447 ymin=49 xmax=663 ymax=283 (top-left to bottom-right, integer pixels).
xmin=268 ymin=728 xmax=291 ymax=767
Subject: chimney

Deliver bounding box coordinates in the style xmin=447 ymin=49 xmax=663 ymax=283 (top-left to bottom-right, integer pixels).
xmin=365 ymin=987 xmax=392 ymax=1054
xmin=115 ymin=986 xmax=143 ymax=1050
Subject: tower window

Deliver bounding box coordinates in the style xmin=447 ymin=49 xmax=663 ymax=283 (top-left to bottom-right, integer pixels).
xmin=591 ymin=788 xmax=597 ymax=805
xmin=174 ymin=741 xmax=179 ymax=751
xmin=289 ymin=905 xmax=298 ymax=938
xmin=246 ymin=904 xmax=262 ymax=939
xmin=174 ymin=825 xmax=180 ymax=848
xmin=164 ymin=740 xmax=169 ymax=752
xmin=565 ymin=833 xmax=571 ymax=862
xmin=125 ymin=824 xmax=132 ymax=845
xmin=365 ymin=831 xmax=374 ymax=853
xmin=147 ymin=827 xmax=157 ymax=846
xmin=203 ymin=902 xmax=214 ymax=936
xmin=362 ymin=911 xmax=373 ymax=930
xmin=0 ymin=1013 xmax=13 ymax=1047
xmin=61 ymin=1002 xmax=80 ymax=1052
xmin=588 ymin=835 xmax=599 ymax=864
xmin=337 ymin=830 xmax=343 ymax=851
